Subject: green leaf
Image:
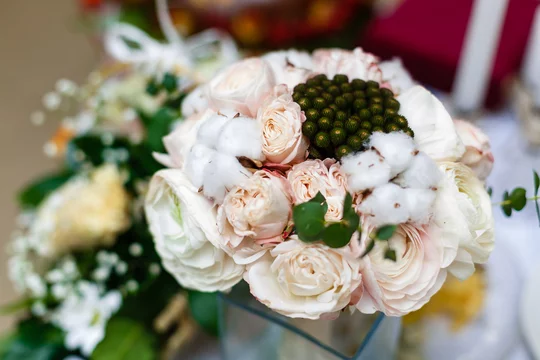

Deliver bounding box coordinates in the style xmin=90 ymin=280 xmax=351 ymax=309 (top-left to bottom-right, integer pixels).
xmin=342 ymin=192 xmax=354 ymax=216
xmin=0 ymin=332 xmax=16 ymax=358
xmin=361 ymin=239 xmax=375 ymax=258
xmin=162 ymin=73 xmax=178 ymax=93
xmin=487 ymin=187 xmax=493 ymax=197
xmin=376 ymin=225 xmax=397 ymax=241
xmin=17 ymin=171 xmax=73 ymax=208
xmin=0 ymin=298 xmax=32 ymax=315
xmin=309 ymin=191 xmax=328 ymax=213
xmin=510 ymin=187 xmax=527 ymax=211
xmin=502 ymin=191 xmax=512 ymax=217
xmin=145 ymin=108 xmax=178 ymax=153
xmin=2 ymin=318 xmax=65 ymax=360
xmin=91 ymin=318 xmax=156 ymax=360
xmin=384 ymin=248 xmax=397 ymax=261
xmin=322 ymin=223 xmax=354 ymax=248
xmin=293 ymin=202 xmax=326 ymax=242
xmin=187 ymin=291 xmax=219 ymax=336
xmin=534 ymin=170 xmax=540 ymax=196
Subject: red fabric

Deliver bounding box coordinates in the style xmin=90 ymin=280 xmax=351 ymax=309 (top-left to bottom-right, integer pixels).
xmin=361 ymin=0 xmax=539 ymax=108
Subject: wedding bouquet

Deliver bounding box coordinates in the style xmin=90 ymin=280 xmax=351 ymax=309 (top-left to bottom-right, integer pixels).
xmin=145 ymin=48 xmax=496 ymax=321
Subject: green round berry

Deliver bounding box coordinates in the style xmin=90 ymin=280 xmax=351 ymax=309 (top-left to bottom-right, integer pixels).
xmin=353 ymin=99 xmax=368 ymax=111
xmin=292 ymin=92 xmax=303 ymax=102
xmin=330 ymin=128 xmax=347 ymax=146
xmin=334 ymin=120 xmax=344 ymax=128
xmin=370 ymin=104 xmax=384 ymax=116
xmin=302 ymin=121 xmax=318 ymax=138
xmin=314 ymin=132 xmax=331 ymax=148
xmin=345 ymin=117 xmax=360 ymax=133
xmin=335 ymin=110 xmax=348 ymax=122
xmin=370 ymin=97 xmax=383 ymax=105
xmin=306 ymin=78 xmax=321 ymax=87
xmin=366 ymin=87 xmax=381 ymax=98
xmin=385 ymin=123 xmax=400 ymax=133
xmin=162 ymin=73 xmax=178 ymax=93
xmin=298 ymin=97 xmax=311 ymax=111
xmin=372 ymin=126 xmax=384 ymax=133
xmin=384 ymin=108 xmax=397 ymax=118
xmin=327 ymin=85 xmax=341 ymax=96
xmin=322 ymin=79 xmax=333 ymax=88
xmin=371 ymin=115 xmax=385 ymax=126
xmin=318 ymin=117 xmax=333 ymax=131
xmin=404 ymin=127 xmax=415 ymax=137
xmin=306 ymin=87 xmax=320 ymax=98
xmin=321 ymin=92 xmax=333 ymax=102
xmin=394 ymin=115 xmax=409 ymax=128
xmin=353 ymin=90 xmax=366 ymax=98
xmin=313 ymin=97 xmax=327 ymax=110
xmin=313 ymin=74 xmax=327 ymax=82
xmin=335 ymin=96 xmax=348 ymax=109
xmin=294 ymin=84 xmax=307 ymax=94
xmin=329 ymin=104 xmax=339 ymax=111
xmin=347 ymin=135 xmax=363 ymax=151
xmin=342 ymin=93 xmax=354 ymax=105
xmin=360 ymin=120 xmax=372 ymax=131
xmin=380 ymin=88 xmax=394 ymax=98
xmin=341 ymin=83 xmax=353 ymax=93
xmin=366 ymin=80 xmax=380 ymax=89
xmin=333 ymin=74 xmax=349 ymax=84
xmin=358 ymin=109 xmax=372 ymax=120
xmin=308 ymin=146 xmax=323 ymax=159
xmin=321 ymin=108 xmax=335 ymax=120
xmin=351 ymin=79 xmax=366 ymax=90
xmin=306 ymin=108 xmax=320 ymax=122
xmin=336 ymin=145 xmax=353 ymax=159
xmin=357 ymin=129 xmax=371 ymax=141
xmin=384 ymin=98 xmax=400 ymax=111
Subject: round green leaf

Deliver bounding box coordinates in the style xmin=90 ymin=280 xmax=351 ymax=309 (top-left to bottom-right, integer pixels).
xmin=384 ymin=248 xmax=397 ymax=261
xmin=187 ymin=291 xmax=219 ymax=336
xmin=510 ymin=187 xmax=527 ymax=211
xmin=502 ymin=191 xmax=512 ymax=217
xmin=322 ymin=223 xmax=354 ymax=248
xmin=376 ymin=225 xmax=397 ymax=241
xmin=293 ymin=202 xmax=326 ymax=242
xmin=534 ymin=170 xmax=540 ymax=196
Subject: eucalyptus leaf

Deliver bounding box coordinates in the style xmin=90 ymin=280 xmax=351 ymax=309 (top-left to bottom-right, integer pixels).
xmin=487 ymin=187 xmax=493 ymax=197
xmin=342 ymin=192 xmax=354 ymax=217
xmin=146 ymin=108 xmax=178 ymax=153
xmin=188 ymin=291 xmax=219 ymax=336
xmin=309 ymin=191 xmax=328 ymax=214
xmin=384 ymin=248 xmax=397 ymax=261
xmin=322 ymin=223 xmax=354 ymax=248
xmin=534 ymin=170 xmax=540 ymax=196
xmin=91 ymin=318 xmax=156 ymax=360
xmin=293 ymin=202 xmax=326 ymax=242
xmin=510 ymin=187 xmax=527 ymax=211
xmin=2 ymin=318 xmax=65 ymax=360
xmin=17 ymin=171 xmax=73 ymax=208
xmin=376 ymin=225 xmax=397 ymax=241
xmin=361 ymin=239 xmax=375 ymax=258
xmin=502 ymin=191 xmax=512 ymax=217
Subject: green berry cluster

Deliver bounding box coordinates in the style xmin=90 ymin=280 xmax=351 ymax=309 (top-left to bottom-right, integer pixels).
xmin=294 ymin=74 xmax=414 ymax=159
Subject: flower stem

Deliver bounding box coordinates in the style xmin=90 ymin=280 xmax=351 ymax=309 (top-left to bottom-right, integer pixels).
xmin=492 ymin=196 xmax=540 ymax=207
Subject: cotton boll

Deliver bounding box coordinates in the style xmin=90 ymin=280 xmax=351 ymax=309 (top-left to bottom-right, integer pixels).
xmin=183 ymin=144 xmax=215 ymax=188
xmin=202 ymin=152 xmax=251 ymax=203
xmin=341 ymin=150 xmax=392 ymax=192
xmin=404 ymin=188 xmax=436 ymax=224
xmin=359 ymin=183 xmax=410 ymax=226
xmin=216 ymin=116 xmax=264 ymax=160
xmin=369 ymin=132 xmax=417 ymax=176
xmin=196 ymin=113 xmax=229 ymax=148
xmin=395 ymin=152 xmax=442 ymax=189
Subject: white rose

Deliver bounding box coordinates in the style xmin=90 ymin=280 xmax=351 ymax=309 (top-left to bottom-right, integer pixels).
xmin=217 ymin=171 xmax=292 ymax=264
xmin=245 ymin=237 xmax=363 ymax=319
xmin=145 ymin=169 xmax=244 ymax=292
xmin=262 ymin=50 xmax=313 ymax=89
xmin=287 ymin=159 xmax=347 ymax=221
xmin=357 ymin=223 xmax=447 ymax=316
xmin=206 ymin=58 xmax=275 ymax=117
xmin=312 ymin=48 xmax=383 ymax=82
xmin=257 ymin=85 xmax=308 ymax=165
xmin=454 ymin=119 xmax=494 ymax=180
xmin=398 ymin=86 xmax=465 ymax=161
xmin=433 ymin=162 xmax=495 ymax=280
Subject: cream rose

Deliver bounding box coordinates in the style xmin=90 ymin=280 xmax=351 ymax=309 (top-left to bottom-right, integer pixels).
xmin=454 ymin=119 xmax=494 ymax=180
xmin=313 ymin=48 xmax=383 ymax=82
xmin=31 ymin=164 xmax=130 ymax=256
xmin=145 ymin=169 xmax=244 ymax=292
xmin=245 ymin=237 xmax=363 ymax=319
xmin=357 ymin=223 xmax=446 ymax=316
xmin=287 ymin=159 xmax=347 ymax=222
xmin=433 ymin=162 xmax=495 ymax=280
xmin=217 ymin=171 xmax=292 ymax=263
xmin=257 ymin=85 xmax=308 ymax=165
xmin=262 ymin=50 xmax=313 ymax=89
xmin=206 ymin=58 xmax=275 ymax=117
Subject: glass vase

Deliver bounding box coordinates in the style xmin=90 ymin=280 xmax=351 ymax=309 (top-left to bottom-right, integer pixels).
xmin=218 ymin=284 xmax=402 ymax=360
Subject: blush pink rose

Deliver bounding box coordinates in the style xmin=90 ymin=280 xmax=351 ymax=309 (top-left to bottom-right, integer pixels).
xmin=312 ymin=48 xmax=383 ymax=82
xmin=454 ymin=119 xmax=494 ymax=180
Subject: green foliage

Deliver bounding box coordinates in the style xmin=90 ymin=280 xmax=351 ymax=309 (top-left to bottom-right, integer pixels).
xmin=375 ymin=225 xmax=397 ymax=241
xmin=144 ymin=107 xmax=178 ymax=153
xmin=384 ymin=248 xmax=397 ymax=261
xmin=0 ymin=298 xmax=32 ymax=316
xmin=510 ymin=188 xmax=527 ymax=211
xmin=17 ymin=171 xmax=73 ymax=208
xmin=1 ymin=318 xmax=66 ymax=360
xmin=534 ymin=171 xmax=540 ymax=227
xmin=91 ymin=318 xmax=156 ymax=360
xmin=501 ymin=191 xmax=513 ymax=217
xmin=187 ymin=291 xmax=219 ymax=336
xmin=322 ymin=223 xmax=354 ymax=248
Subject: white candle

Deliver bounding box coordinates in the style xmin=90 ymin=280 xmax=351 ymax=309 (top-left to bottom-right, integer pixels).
xmin=523 ymin=6 xmax=540 ymax=107
xmin=452 ymin=0 xmax=510 ymax=112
